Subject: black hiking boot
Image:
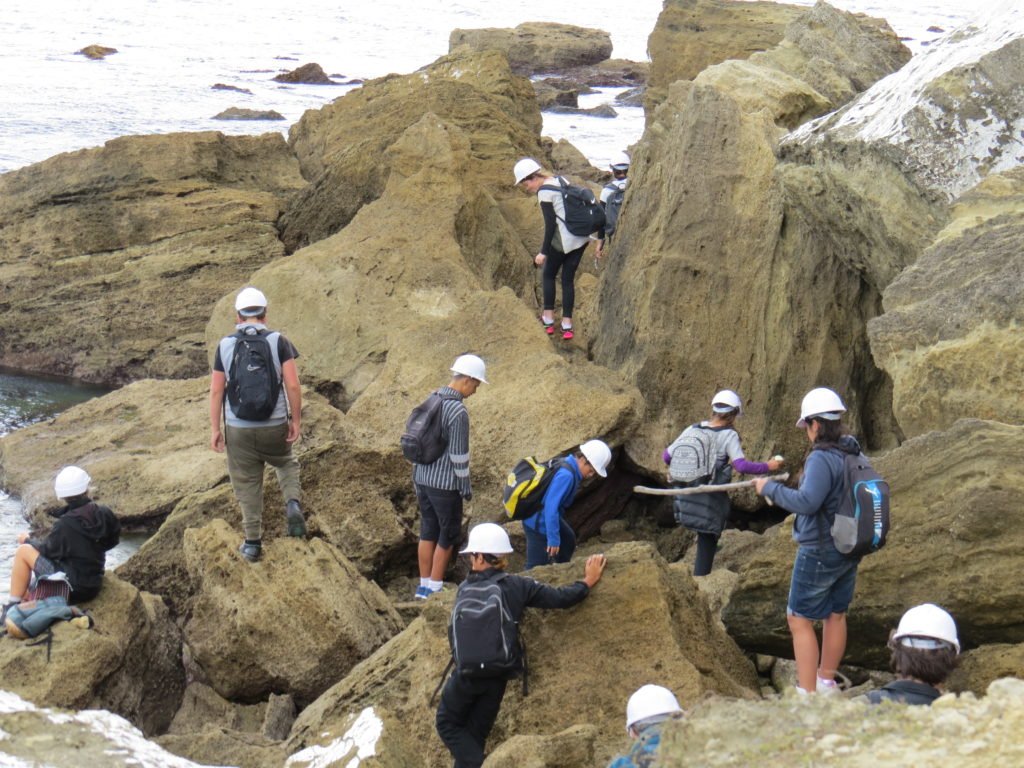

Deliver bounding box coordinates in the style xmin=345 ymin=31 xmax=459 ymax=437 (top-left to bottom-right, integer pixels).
xmin=286 ymin=499 xmax=307 ymax=538
xmin=238 ymin=540 xmax=262 ymax=562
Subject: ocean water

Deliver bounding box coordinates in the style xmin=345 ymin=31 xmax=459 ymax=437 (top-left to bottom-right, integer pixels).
xmin=0 ymin=0 xmax=974 ymax=175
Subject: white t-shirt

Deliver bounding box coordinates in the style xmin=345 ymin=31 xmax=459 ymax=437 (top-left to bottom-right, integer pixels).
xmin=600 ymin=177 xmax=627 ymax=204
xmin=537 ymin=176 xmax=593 ymax=253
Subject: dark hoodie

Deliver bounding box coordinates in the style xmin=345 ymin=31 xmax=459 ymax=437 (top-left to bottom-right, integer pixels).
xmin=865 ymin=679 xmax=942 ymax=706
xmin=34 ymin=496 xmax=121 ymax=602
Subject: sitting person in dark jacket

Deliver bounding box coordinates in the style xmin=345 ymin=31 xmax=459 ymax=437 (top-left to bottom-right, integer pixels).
xmin=5 ymin=466 xmax=121 ymax=607
xmin=864 ymin=603 xmax=960 ymax=706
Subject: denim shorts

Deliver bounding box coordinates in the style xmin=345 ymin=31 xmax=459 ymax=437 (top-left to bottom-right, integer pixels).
xmin=787 ymin=545 xmax=858 ymax=620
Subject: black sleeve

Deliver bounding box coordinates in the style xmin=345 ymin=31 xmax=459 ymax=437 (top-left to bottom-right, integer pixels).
xmin=520 ymin=576 xmax=590 ymax=610
xmin=213 ymin=345 xmax=224 ymax=373
xmin=540 ymin=201 xmax=558 ymax=257
xmin=34 ymin=520 xmax=71 ymax=562
xmin=277 ymin=334 xmax=299 ymax=363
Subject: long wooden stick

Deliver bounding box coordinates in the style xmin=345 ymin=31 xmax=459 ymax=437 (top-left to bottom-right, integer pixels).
xmin=633 ymin=473 xmax=789 ymax=496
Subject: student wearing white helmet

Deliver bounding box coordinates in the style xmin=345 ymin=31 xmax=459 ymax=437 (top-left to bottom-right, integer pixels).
xmin=596 ymin=151 xmax=631 ymax=260
xmin=665 ymin=390 xmax=783 ymax=576
xmin=514 ymin=157 xmax=603 ymax=340
xmin=754 ymin=387 xmax=861 ymax=695
xmin=863 ymin=604 xmax=960 ymax=706
xmin=210 ymin=286 xmax=306 ymax=563
xmin=410 ymin=354 xmax=488 ymax=599
xmin=436 ymin=523 xmax=607 ymax=768
xmin=522 ymin=439 xmax=612 ymax=569
xmin=607 ymin=684 xmax=684 ymax=768
xmin=3 ymin=466 xmax=120 ymax=616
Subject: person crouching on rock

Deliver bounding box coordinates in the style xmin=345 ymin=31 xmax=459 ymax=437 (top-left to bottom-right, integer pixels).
xmin=862 ymin=603 xmax=960 ymax=706
xmin=3 ymin=466 xmax=120 ymax=613
xmin=436 ymin=523 xmax=606 ymax=768
xmin=607 ymin=684 xmax=684 ymax=768
xmin=522 ymin=439 xmax=611 ymax=570
xmin=753 ymin=387 xmax=860 ymax=695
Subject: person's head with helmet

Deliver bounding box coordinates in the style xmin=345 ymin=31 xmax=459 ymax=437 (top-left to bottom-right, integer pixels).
xmin=624 ymin=684 xmax=683 ymax=740
xmin=448 ymin=353 xmax=489 ymax=399
xmin=234 ymin=286 xmax=268 ymax=323
xmin=610 ymin=152 xmax=630 ymax=181
xmin=513 ymin=157 xmax=551 ymax=195
xmin=888 ymin=604 xmax=960 ymax=686
xmin=460 ymin=523 xmax=514 ymax=572
xmin=54 ymin=465 xmax=92 ymax=508
xmin=796 ymin=387 xmax=847 ymax=446
xmin=708 ymin=389 xmax=743 ymax=428
xmin=576 ymin=439 xmax=612 ymax=480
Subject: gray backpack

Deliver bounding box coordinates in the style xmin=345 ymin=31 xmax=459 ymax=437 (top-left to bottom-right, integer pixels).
xmin=668 ymin=424 xmax=718 ymax=484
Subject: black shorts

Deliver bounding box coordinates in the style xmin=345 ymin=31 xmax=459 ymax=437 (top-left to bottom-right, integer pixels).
xmin=416 ymin=485 xmax=463 ymax=548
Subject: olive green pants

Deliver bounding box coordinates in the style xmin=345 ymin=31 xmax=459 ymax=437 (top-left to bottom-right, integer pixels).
xmin=225 ymin=423 xmax=301 ymax=540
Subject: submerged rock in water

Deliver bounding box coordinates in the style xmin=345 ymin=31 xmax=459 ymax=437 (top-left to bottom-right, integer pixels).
xmin=272 ymin=62 xmax=336 ymax=84
xmin=77 ymin=45 xmax=117 ymax=60
xmin=212 ymin=107 xmax=286 ymax=120
xmin=449 ymin=22 xmax=612 ymax=75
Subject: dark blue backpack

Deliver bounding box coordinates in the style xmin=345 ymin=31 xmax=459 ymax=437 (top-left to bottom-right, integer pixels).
xmin=816 ymin=446 xmax=890 ymax=558
xmin=541 ymin=177 xmax=606 ymax=237
xmin=226 ymin=329 xmax=281 ymax=421
xmin=603 ymin=182 xmax=626 ymax=235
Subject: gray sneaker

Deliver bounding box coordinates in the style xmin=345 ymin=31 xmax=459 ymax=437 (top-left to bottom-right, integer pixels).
xmin=286 ymin=500 xmax=307 ymax=538
xmin=238 ymin=541 xmax=262 ymax=562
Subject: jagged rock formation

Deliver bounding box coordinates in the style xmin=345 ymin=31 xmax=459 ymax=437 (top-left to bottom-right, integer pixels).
xmin=0 ymin=575 xmax=184 ymax=734
xmin=449 ymin=23 xmax=612 ymax=75
xmin=721 ymin=420 xmax=1024 ymax=667
xmin=868 ymin=168 xmax=1024 ymax=436
xmin=0 ymin=132 xmax=304 ymax=385
xmin=273 ymin=62 xmax=335 ymax=84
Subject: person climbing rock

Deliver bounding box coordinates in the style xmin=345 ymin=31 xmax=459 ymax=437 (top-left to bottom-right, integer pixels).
xmin=209 ymin=286 xmax=305 ymax=563
xmin=863 ymin=603 xmax=960 ymax=705
xmin=3 ymin=466 xmax=120 ymax=611
xmin=522 ymin=439 xmax=611 ymax=570
xmin=596 ymin=151 xmax=630 ymax=260
xmin=754 ymin=387 xmax=861 ymax=695
xmin=435 ymin=523 xmax=606 ymax=768
xmin=607 ymin=684 xmax=684 ymax=768
xmin=514 ymin=157 xmax=602 ymax=340
xmin=665 ymin=389 xmax=783 ymax=576
xmin=411 ymin=354 xmax=487 ymax=599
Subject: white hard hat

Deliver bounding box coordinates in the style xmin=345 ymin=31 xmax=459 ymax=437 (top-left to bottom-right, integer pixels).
xmin=796 ymin=387 xmax=846 ymax=428
xmin=235 ymin=287 xmax=268 ymax=317
xmin=893 ymin=603 xmax=960 ymax=654
xmin=626 ymin=685 xmax=682 ymax=730
xmin=450 ymin=354 xmax=488 ymax=384
xmin=579 ymin=439 xmax=612 ymax=478
xmin=513 ymin=157 xmax=542 ymax=185
xmin=54 ymin=466 xmax=91 ymax=498
xmin=711 ymin=389 xmax=742 ymax=415
xmin=610 ymin=152 xmax=630 ymax=171
xmin=459 ymin=523 xmax=514 ymax=555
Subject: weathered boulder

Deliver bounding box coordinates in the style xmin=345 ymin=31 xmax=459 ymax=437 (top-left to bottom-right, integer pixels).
xmin=0 ymin=574 xmax=184 ymax=735
xmin=288 ymin=542 xmax=758 ymax=767
xmin=273 ymin=62 xmax=335 ymax=84
xmin=868 ymin=168 xmax=1024 ymax=437
xmin=646 ymin=0 xmax=803 ymax=105
xmin=655 ymin=678 xmax=1024 ymax=766
xmin=158 ymin=729 xmax=286 ymax=768
xmin=285 ymin=706 xmax=421 ymax=767
xmin=449 ymin=23 xmax=612 ymax=75
xmin=532 ymin=78 xmax=586 ymax=110
xmin=950 ymin=643 xmax=1024 ymax=696
xmin=483 ymin=725 xmax=598 ymax=768
xmin=0 ymin=132 xmax=304 ymax=384
xmin=556 ymin=59 xmax=649 ymax=88
xmin=78 ymin=45 xmax=117 ymax=59
xmin=721 ymin=420 xmax=1024 ymax=667
xmin=212 ymin=83 xmax=253 ymax=94
xmin=213 ymin=107 xmax=286 ymax=120
xmin=181 ymin=519 xmax=403 ymax=705
xmin=280 ymin=49 xmax=544 ymax=250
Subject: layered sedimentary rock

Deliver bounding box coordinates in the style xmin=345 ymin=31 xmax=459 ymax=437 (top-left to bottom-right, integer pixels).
xmin=280 ymin=49 xmax=545 ymax=250
xmin=868 ymin=168 xmax=1024 ymax=436
xmin=449 ymin=23 xmax=612 ymax=75
xmin=721 ymin=420 xmax=1024 ymax=667
xmin=288 ymin=543 xmax=758 ymax=767
xmin=0 ymin=575 xmax=184 ymax=735
xmin=0 ymin=132 xmax=304 ymax=384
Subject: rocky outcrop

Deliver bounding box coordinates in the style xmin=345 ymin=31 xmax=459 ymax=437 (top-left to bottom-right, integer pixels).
xmin=279 ymin=49 xmax=544 ymax=250
xmin=721 ymin=420 xmax=1024 ymax=667
xmin=273 ymin=63 xmax=335 ymax=84
xmin=0 ymin=132 xmax=304 ymax=384
xmin=654 ymin=678 xmax=1024 ymax=766
xmin=181 ymin=520 xmax=403 ymax=705
xmin=950 ymin=643 xmax=1024 ymax=696
xmin=288 ymin=543 xmax=758 ymax=767
xmin=449 ymin=23 xmax=612 ymax=75
xmin=213 ymin=107 xmax=286 ymax=120
xmin=868 ymin=168 xmax=1024 ymax=437
xmin=78 ymin=45 xmax=117 ymax=59
xmin=483 ymin=725 xmax=598 ymax=767
xmin=646 ymin=0 xmax=803 ymax=105
xmin=0 ymin=575 xmax=184 ymax=735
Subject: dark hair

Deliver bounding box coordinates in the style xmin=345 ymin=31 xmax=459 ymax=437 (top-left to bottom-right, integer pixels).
xmin=809 ymin=416 xmax=846 ymax=446
xmin=888 ymin=642 xmax=959 ymax=685
xmin=239 ymin=312 xmax=267 ymax=322
xmin=711 ymin=409 xmax=738 ymax=426
xmin=62 ymin=493 xmax=90 ymax=505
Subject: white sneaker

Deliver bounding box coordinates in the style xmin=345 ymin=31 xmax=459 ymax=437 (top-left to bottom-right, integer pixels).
xmin=816 ymin=676 xmax=840 ymax=695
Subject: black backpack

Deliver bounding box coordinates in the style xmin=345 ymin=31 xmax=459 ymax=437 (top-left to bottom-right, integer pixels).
xmin=602 ymin=182 xmax=625 ymax=235
xmin=541 ymin=177 xmax=606 ymax=237
xmin=401 ymin=391 xmax=456 ymax=464
xmin=226 ymin=329 xmax=281 ymax=421
xmin=816 ymin=446 xmax=891 ymax=558
xmin=502 ymin=457 xmax=568 ymax=521
xmin=450 ymin=573 xmax=521 ymax=678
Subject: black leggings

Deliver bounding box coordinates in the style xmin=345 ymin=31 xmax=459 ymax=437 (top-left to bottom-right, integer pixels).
xmin=436 ymin=672 xmax=508 ymax=768
xmin=694 ymin=532 xmax=719 ymax=577
xmin=542 ymin=245 xmax=586 ymax=318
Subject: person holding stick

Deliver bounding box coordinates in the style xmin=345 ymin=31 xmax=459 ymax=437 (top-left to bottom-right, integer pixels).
xmin=664 ymin=390 xmax=783 ymax=576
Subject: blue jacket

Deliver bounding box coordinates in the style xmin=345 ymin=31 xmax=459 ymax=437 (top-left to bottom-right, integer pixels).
xmin=760 ymin=435 xmax=861 ymax=546
xmin=607 ymin=724 xmax=663 ymax=768
xmin=522 ymin=455 xmax=582 ymax=548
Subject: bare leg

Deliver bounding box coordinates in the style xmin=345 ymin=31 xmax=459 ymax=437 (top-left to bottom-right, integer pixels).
xmin=9 ymin=544 xmax=40 ymax=600
xmin=418 ymin=540 xmax=436 ymax=580
xmin=788 ymin=613 xmax=820 ymax=692
xmin=819 ymin=612 xmax=848 ymax=680
xmin=430 ymin=544 xmax=453 ymax=583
